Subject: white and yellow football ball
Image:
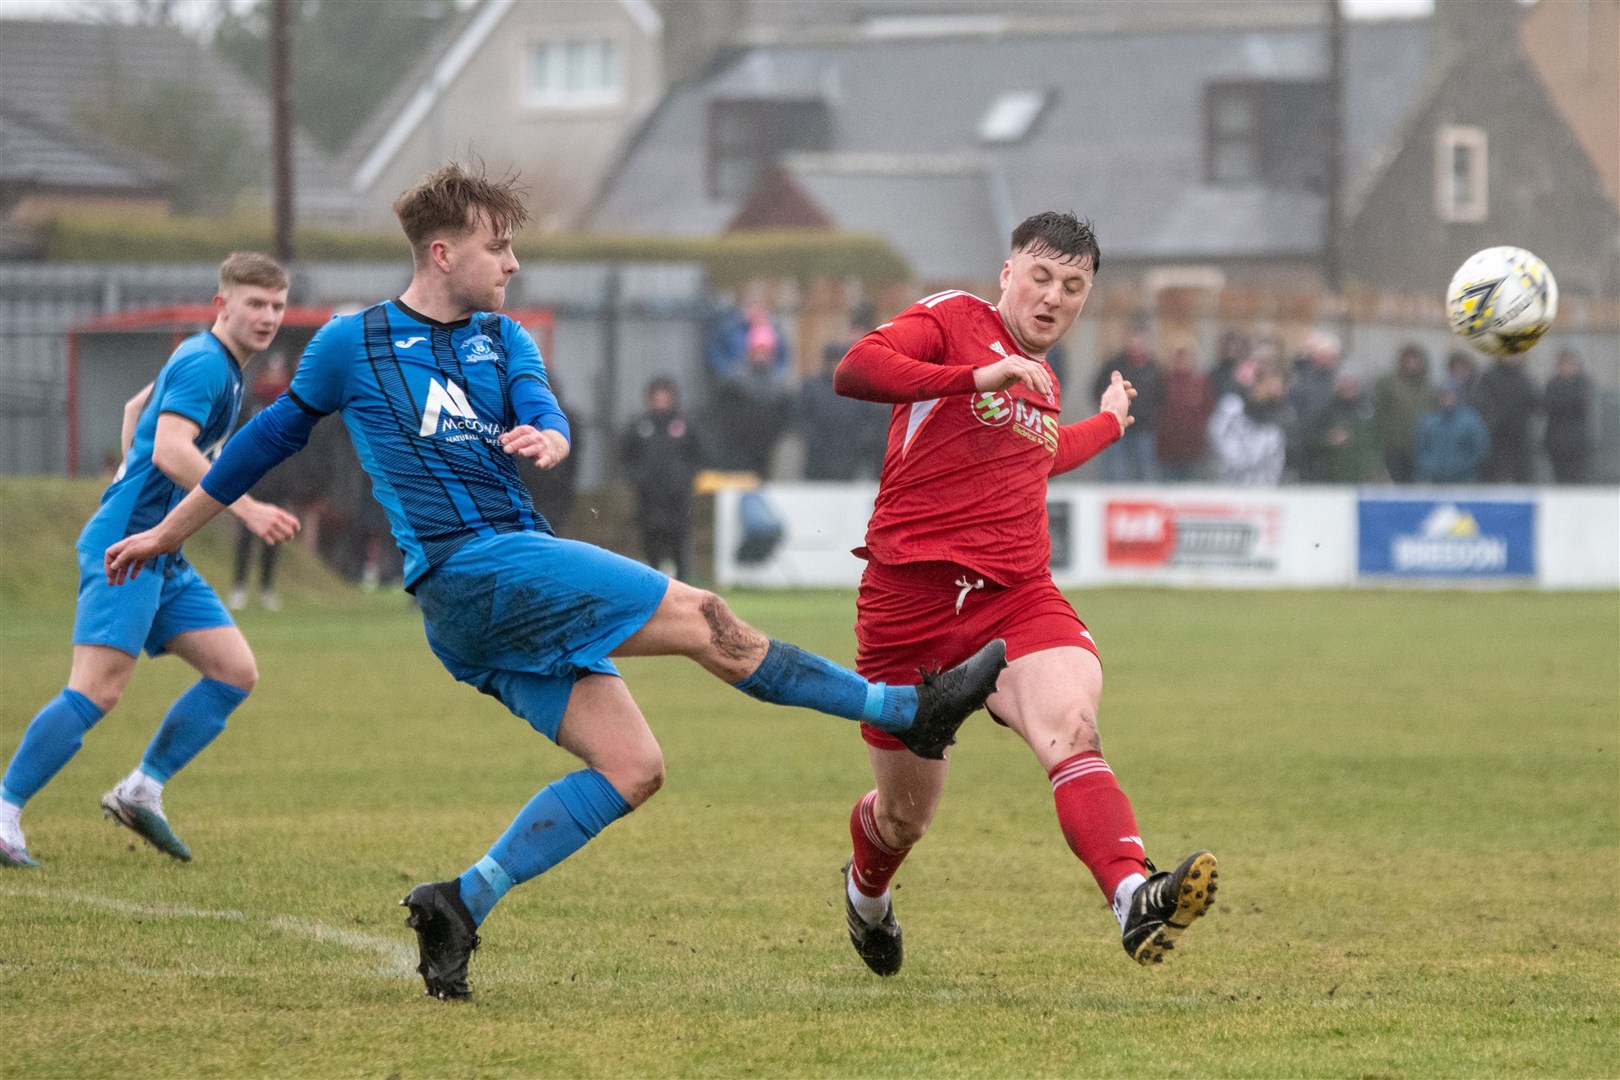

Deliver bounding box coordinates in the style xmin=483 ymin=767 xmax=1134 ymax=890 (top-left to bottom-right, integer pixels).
xmin=1445 ymin=246 xmax=1558 ymax=356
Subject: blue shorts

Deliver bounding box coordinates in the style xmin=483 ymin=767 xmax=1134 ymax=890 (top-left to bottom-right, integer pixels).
xmin=414 ymin=532 xmax=670 ymax=741
xmin=72 ymin=549 xmax=234 ymax=659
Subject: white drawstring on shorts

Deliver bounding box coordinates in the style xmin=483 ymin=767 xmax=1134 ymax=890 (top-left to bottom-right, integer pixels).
xmin=954 ymin=575 xmax=984 ymax=615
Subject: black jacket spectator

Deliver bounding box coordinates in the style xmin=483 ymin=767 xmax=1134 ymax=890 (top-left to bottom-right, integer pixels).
xmin=1542 ymin=350 xmax=1592 ymax=483
xmin=796 ymin=343 xmax=888 ymax=480
xmin=622 ymin=379 xmax=704 ymax=580
xmin=1477 ymin=355 xmax=1540 ymax=483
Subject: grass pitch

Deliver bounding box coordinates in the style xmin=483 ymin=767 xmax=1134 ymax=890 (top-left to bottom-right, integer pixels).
xmin=0 ymin=481 xmax=1616 ymax=1078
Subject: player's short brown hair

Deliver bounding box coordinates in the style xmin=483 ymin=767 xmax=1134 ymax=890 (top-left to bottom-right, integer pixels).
xmin=218 ymin=251 xmax=289 ymax=293
xmin=1010 ymin=212 xmax=1101 ymax=273
xmin=393 ymin=161 xmax=530 ymax=263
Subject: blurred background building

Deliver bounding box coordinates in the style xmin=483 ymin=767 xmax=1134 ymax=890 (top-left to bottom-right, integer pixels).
xmin=1 ymin=0 xmax=1616 ymax=573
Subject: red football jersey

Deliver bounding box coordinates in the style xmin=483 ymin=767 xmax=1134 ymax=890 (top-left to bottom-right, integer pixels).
xmin=836 ymin=290 xmax=1120 ymax=585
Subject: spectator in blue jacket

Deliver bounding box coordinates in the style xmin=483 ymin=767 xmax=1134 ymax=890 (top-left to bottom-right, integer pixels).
xmin=1416 ymin=381 xmax=1489 ymax=484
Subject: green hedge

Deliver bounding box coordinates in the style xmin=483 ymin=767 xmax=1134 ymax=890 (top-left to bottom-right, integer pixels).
xmin=38 ymin=215 xmax=912 ymax=287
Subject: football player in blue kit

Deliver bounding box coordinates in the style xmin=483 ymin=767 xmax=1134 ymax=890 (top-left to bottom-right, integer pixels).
xmin=104 ymin=164 xmax=1005 ymax=1001
xmin=1 ymin=253 xmax=301 ymax=869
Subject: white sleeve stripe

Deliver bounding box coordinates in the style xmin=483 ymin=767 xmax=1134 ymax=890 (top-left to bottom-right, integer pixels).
xmin=921 ymin=289 xmax=983 ymax=308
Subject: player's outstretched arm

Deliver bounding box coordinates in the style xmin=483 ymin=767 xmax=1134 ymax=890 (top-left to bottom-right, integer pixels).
xmin=1051 ymin=372 xmax=1136 ymax=476
xmin=149 ymin=412 xmax=300 ymax=545
xmin=835 ymin=337 xmax=977 ymax=404
xmin=230 ymin=496 xmax=301 ymax=545
xmin=106 ymin=486 xmax=229 ymax=584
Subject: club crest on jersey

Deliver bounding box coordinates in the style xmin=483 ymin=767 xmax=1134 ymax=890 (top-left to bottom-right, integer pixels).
xmin=458 ymin=334 xmax=497 ymax=364
xmin=971 ymin=391 xmax=1014 ymax=427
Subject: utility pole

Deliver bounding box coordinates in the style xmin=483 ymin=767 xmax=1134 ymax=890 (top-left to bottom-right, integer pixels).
xmin=1324 ymin=0 xmax=1345 ymax=294
xmin=270 ymin=0 xmax=295 ymax=264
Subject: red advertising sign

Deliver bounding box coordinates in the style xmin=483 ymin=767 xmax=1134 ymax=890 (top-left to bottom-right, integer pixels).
xmin=1104 ymin=499 xmax=1284 ymax=570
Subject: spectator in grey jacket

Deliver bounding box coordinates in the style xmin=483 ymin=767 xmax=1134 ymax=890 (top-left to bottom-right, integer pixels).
xmin=1373 ymin=344 xmax=1431 ymax=483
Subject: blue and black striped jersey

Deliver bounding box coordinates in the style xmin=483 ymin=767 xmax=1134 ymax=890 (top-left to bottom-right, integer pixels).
xmin=287 ymin=300 xmax=556 ymax=587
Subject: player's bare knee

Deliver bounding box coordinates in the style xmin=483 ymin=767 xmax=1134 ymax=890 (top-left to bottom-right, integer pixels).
xmin=210 ymin=660 xmax=258 ymax=693
xmin=75 ymin=682 xmax=124 ymax=714
xmin=876 ymin=803 xmax=932 ymax=849
xmin=1052 ymin=708 xmax=1100 ymax=756
xmin=632 ymin=757 xmax=666 ymax=806
xmin=605 ymin=748 xmax=665 ymax=808
xmin=1076 ymin=711 xmax=1101 ymax=753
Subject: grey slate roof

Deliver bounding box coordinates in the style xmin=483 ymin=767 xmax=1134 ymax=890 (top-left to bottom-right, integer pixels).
xmin=778 ymin=153 xmax=1009 ymax=282
xmin=0 ymin=107 xmax=167 ymax=193
xmin=586 ymin=17 xmax=1431 ymax=274
xmin=0 ymin=19 xmax=351 ymax=220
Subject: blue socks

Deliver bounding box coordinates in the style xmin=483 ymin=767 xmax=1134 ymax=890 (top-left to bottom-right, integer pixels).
xmin=729 ymin=640 xmax=919 ymax=733
xmin=140 ymin=678 xmax=249 ymax=783
xmin=457 ymin=769 xmax=631 ymax=925
xmin=1 ymin=689 xmax=105 ymax=806
xmin=0 ymin=679 xmax=249 ymax=808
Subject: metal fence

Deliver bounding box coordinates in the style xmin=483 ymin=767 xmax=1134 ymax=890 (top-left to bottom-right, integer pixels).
xmin=4 ymin=262 xmax=1616 ymax=484
xmin=0 ymin=261 xmax=713 ymax=488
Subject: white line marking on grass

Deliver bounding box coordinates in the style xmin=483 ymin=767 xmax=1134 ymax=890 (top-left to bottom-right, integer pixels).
xmin=266 ymin=914 xmax=418 ymax=975
xmin=0 ymin=884 xmax=416 ymax=977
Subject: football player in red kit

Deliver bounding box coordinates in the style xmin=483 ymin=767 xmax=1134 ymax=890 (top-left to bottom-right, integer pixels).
xmin=833 ymin=212 xmax=1217 ymax=972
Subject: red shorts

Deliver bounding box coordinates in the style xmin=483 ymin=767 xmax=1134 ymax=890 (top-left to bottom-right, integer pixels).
xmin=854 ymin=559 xmax=1099 ymax=751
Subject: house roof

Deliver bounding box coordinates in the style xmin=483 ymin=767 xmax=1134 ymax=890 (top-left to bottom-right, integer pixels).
xmin=772 ymin=153 xmax=1012 ymax=283
xmin=586 ymin=15 xmax=1432 ymax=274
xmin=0 ymin=106 xmax=168 ymax=194
xmin=0 ymin=19 xmax=350 ymax=219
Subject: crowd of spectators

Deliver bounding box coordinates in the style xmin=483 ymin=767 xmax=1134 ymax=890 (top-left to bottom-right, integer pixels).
xmin=683 ymin=297 xmax=1598 ymax=492
xmin=1089 ymin=330 xmax=1595 ymax=487
xmin=699 ymin=297 xmax=887 ymax=483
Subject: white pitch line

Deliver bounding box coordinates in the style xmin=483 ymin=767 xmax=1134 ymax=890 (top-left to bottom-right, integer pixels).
xmin=0 ymin=883 xmax=416 ymax=977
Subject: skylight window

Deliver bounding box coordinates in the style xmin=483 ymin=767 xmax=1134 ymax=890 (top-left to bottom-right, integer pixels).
xmin=978 ymin=90 xmax=1050 ymax=144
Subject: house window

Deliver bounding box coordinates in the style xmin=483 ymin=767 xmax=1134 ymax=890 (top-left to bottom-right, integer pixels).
xmin=1207 ymin=84 xmax=1260 ymax=183
xmin=525 ymin=39 xmax=622 ymax=108
xmin=1435 ymin=125 xmax=1488 ymax=222
xmin=707 ymin=98 xmax=832 ymax=201
xmin=1205 ymin=81 xmax=1330 ymax=189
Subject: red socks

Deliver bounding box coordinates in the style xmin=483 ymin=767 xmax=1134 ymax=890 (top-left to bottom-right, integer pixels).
xmin=1048 ymin=751 xmax=1148 ymax=898
xmin=848 ymin=790 xmax=909 ymax=897
xmin=851 ymin=754 xmax=1146 ymax=902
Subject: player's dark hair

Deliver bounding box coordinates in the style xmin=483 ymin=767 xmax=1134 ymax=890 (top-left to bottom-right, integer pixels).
xmin=1010 ymin=211 xmax=1101 ymax=272
xmin=647 ymin=375 xmax=678 ymax=400
xmin=218 ymin=251 xmax=288 ymax=292
xmin=394 ymin=161 xmax=531 ymax=264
